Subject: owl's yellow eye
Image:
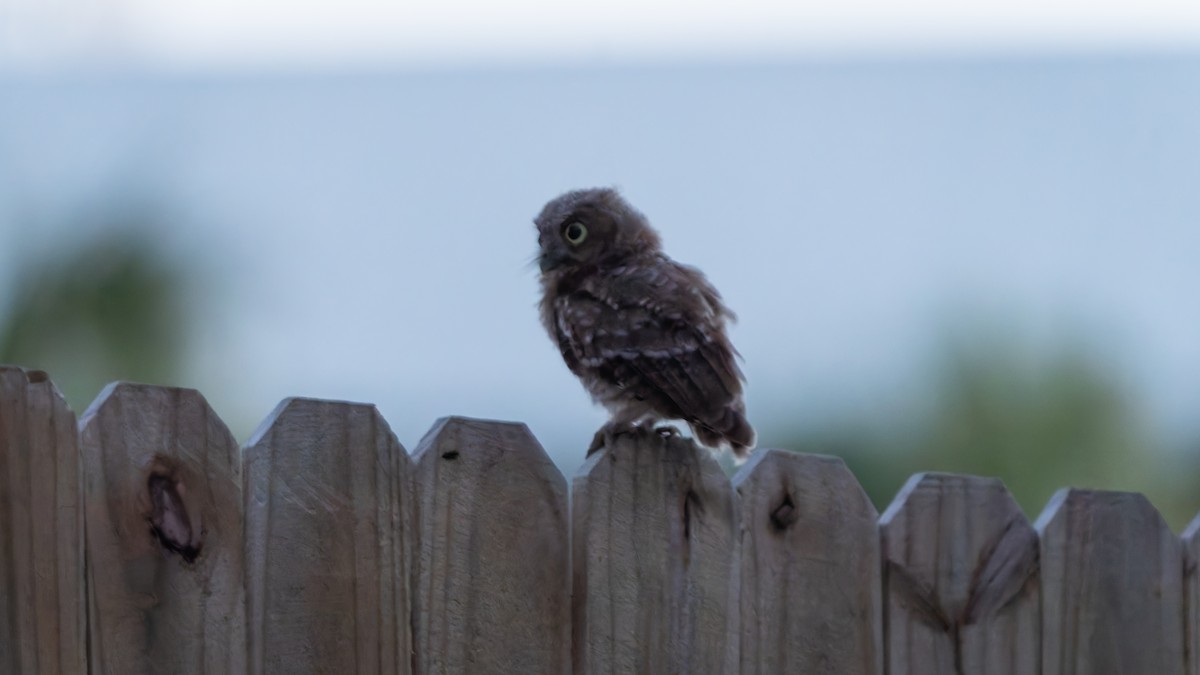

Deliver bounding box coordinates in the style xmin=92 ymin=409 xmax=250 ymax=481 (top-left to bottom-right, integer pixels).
xmin=563 ymin=222 xmax=588 ymax=245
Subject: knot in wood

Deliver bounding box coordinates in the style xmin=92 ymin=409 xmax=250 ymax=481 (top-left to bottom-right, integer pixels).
xmin=770 ymin=493 xmax=798 ymax=531
xmin=148 ymin=473 xmax=201 ymax=563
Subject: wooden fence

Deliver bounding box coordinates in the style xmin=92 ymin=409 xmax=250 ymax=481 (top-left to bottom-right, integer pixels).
xmin=1 ymin=363 xmax=1197 ymax=674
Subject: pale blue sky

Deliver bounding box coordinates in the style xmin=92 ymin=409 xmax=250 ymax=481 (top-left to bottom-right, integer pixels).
xmin=1 ymin=57 xmax=1197 ymax=476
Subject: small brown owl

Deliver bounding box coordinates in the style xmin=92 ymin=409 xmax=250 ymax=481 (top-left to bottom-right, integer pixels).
xmin=535 ymin=187 xmax=755 ymax=459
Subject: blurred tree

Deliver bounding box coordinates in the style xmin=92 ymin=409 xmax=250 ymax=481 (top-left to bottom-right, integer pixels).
xmin=913 ymin=329 xmax=1154 ymax=516
xmin=0 ymin=221 xmax=188 ymax=411
xmin=780 ymin=323 xmax=1200 ymax=531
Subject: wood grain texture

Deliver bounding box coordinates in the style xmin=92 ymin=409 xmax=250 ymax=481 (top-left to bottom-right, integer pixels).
xmin=412 ymin=416 xmax=569 ymax=675
xmin=733 ymin=450 xmax=881 ymax=675
xmin=1179 ymin=514 xmax=1198 ymax=675
xmin=243 ymin=398 xmax=413 ymax=675
xmin=880 ymin=473 xmax=1039 ymax=675
xmin=81 ymin=382 xmax=246 ymax=674
xmin=572 ymin=430 xmax=738 ymax=675
xmin=1037 ymin=488 xmax=1185 ymax=675
xmin=0 ymin=366 xmax=84 ymax=674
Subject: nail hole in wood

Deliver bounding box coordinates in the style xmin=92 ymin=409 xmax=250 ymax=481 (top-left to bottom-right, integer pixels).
xmin=25 ymin=370 xmax=48 ymax=384
xmin=441 ymin=450 xmax=460 ymax=460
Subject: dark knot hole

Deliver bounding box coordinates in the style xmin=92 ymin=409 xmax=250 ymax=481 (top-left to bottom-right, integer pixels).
xmin=770 ymin=492 xmax=798 ymax=531
xmin=148 ymin=474 xmax=201 ymax=563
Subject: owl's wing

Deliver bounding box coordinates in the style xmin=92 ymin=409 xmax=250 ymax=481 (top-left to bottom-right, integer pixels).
xmin=556 ymin=262 xmax=743 ymax=421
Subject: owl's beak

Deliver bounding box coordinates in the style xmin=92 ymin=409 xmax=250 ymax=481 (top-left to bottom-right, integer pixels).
xmin=539 ymin=250 xmax=568 ymax=273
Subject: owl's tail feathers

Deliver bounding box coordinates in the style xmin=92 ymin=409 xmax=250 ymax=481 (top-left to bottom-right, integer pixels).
xmin=695 ymin=406 xmax=756 ymax=462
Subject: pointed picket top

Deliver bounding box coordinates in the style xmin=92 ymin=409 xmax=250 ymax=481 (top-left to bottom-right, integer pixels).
xmin=1186 ymin=515 xmax=1200 ymax=675
xmin=243 ymin=397 xmax=413 ymax=675
xmin=0 ymin=366 xmax=85 ymax=675
xmin=0 ymin=364 xmax=70 ymax=404
xmin=412 ymin=416 xmax=569 ymax=675
xmin=81 ymin=382 xmax=245 ymax=674
xmin=573 ymin=429 xmax=739 ymax=675
xmin=1037 ymin=488 xmax=1185 ymax=675
xmin=733 ymin=449 xmax=882 ymax=675
xmin=411 ymin=415 xmax=565 ymax=494
xmin=880 ymin=472 xmax=1039 ymax=675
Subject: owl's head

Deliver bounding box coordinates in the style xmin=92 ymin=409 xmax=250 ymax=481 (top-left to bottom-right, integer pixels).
xmin=535 ymin=188 xmax=662 ymax=275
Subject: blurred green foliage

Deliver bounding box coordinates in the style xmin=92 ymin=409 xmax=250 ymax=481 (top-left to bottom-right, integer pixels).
xmin=780 ymin=324 xmax=1200 ymax=532
xmin=1 ymin=216 xmax=1195 ymax=532
xmin=0 ymin=223 xmax=187 ymax=410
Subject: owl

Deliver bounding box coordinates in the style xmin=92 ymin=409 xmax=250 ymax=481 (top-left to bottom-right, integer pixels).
xmin=535 ymin=187 xmax=755 ymax=459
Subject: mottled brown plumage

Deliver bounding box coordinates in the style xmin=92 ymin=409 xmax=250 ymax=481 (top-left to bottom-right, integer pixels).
xmin=535 ymin=187 xmax=755 ymax=459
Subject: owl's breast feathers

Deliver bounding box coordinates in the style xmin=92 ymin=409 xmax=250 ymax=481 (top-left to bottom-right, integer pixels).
xmin=540 ymin=255 xmax=754 ymax=454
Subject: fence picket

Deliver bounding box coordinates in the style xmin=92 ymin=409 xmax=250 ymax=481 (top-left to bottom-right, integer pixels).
xmin=0 ymin=367 xmax=85 ymax=675
xmin=412 ymin=416 xmax=569 ymax=674
xmin=1037 ymin=489 xmax=1185 ymax=675
xmin=1182 ymin=515 xmax=1198 ymax=675
xmin=3 ymin=366 xmax=1199 ymax=674
xmin=572 ymin=432 xmax=738 ymax=675
xmin=242 ymin=398 xmax=413 ymax=675
xmin=733 ymin=449 xmax=881 ymax=674
xmin=80 ymin=383 xmax=246 ymax=674
xmin=880 ymin=473 xmax=1039 ymax=675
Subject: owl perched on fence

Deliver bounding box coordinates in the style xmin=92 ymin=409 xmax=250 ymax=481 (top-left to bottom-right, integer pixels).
xmin=535 ymin=187 xmax=755 ymax=459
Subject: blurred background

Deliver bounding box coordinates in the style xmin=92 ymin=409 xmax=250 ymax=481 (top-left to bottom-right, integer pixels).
xmin=1 ymin=0 xmax=1197 ymax=529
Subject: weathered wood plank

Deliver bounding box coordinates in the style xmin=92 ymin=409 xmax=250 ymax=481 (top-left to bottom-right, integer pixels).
xmin=1037 ymin=488 xmax=1185 ymax=675
xmin=243 ymin=398 xmax=413 ymax=675
xmin=1180 ymin=514 xmax=1198 ymax=675
xmin=573 ymin=430 xmax=738 ymax=675
xmin=880 ymin=473 xmax=1039 ymax=675
xmin=733 ymin=449 xmax=881 ymax=675
xmin=412 ymin=416 xmax=569 ymax=675
xmin=0 ymin=367 xmax=85 ymax=675
xmin=81 ymin=382 xmax=246 ymax=674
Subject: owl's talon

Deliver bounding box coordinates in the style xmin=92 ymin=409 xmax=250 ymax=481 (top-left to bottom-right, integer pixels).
xmin=587 ymin=430 xmax=607 ymax=456
xmin=587 ymin=421 xmax=645 ymax=455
